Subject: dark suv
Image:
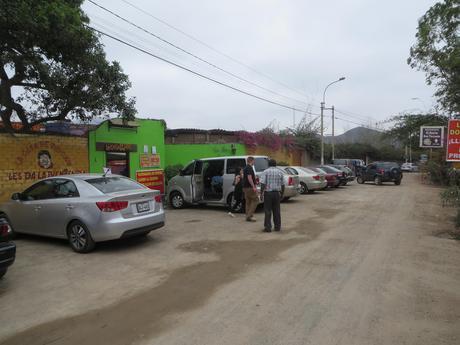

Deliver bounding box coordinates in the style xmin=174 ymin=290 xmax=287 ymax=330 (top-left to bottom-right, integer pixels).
xmin=0 ymin=218 xmax=16 ymax=279
xmin=356 ymin=162 xmax=403 ymax=185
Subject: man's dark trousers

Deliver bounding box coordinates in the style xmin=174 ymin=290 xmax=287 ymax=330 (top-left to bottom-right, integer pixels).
xmin=264 ymin=191 xmax=281 ymax=230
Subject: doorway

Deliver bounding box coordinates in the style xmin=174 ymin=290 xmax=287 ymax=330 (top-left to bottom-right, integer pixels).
xmin=106 ymin=152 xmax=129 ymax=177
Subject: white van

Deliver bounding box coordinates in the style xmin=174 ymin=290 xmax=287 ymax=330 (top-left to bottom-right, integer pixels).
xmin=167 ymin=155 xmax=269 ymax=209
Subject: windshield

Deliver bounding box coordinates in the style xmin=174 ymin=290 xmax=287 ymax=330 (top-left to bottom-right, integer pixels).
xmin=254 ymin=157 xmax=269 ymax=172
xmin=86 ymin=177 xmax=145 ymax=194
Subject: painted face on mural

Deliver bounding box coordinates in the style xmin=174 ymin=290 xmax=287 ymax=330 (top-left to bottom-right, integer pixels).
xmin=38 ymin=150 xmax=53 ymax=169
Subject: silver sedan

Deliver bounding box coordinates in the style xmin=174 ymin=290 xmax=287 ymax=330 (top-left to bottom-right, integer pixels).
xmin=0 ymin=174 xmax=165 ymax=253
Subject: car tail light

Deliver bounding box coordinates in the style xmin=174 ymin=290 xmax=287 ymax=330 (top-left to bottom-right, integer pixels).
xmin=313 ymin=175 xmax=320 ymax=180
xmin=378 ymin=168 xmax=385 ymax=174
xmin=154 ymin=195 xmax=162 ymax=203
xmin=96 ymin=201 xmax=128 ymax=212
xmin=288 ymin=177 xmax=294 ymax=185
xmin=0 ymin=223 xmax=9 ymax=237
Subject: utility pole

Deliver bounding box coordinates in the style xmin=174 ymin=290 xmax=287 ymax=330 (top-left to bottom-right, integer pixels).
xmin=292 ymin=108 xmax=296 ymax=128
xmin=331 ymin=105 xmax=335 ymax=161
xmin=320 ymin=102 xmax=325 ymax=165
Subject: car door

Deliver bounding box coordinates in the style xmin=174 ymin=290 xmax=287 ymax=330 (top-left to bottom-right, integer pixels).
xmin=38 ymin=179 xmax=80 ymax=238
xmin=192 ymin=160 xmax=204 ymax=202
xmin=366 ymin=164 xmax=377 ymax=180
xmin=9 ymin=180 xmax=55 ymax=234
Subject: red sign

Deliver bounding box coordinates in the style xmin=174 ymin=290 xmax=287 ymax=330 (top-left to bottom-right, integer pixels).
xmin=447 ymin=120 xmax=460 ymax=162
xmin=136 ymin=170 xmax=165 ymax=194
xmin=140 ymin=154 xmax=161 ymax=168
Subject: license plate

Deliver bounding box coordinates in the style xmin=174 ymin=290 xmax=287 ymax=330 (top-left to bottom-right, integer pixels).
xmin=136 ymin=201 xmax=150 ymax=213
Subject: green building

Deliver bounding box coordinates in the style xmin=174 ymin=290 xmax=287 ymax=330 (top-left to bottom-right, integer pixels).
xmin=88 ymin=118 xmax=166 ymax=192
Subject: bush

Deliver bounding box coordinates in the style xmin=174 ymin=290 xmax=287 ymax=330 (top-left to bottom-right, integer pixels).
xmin=164 ymin=164 xmax=183 ymax=184
xmin=277 ymin=161 xmax=290 ymax=166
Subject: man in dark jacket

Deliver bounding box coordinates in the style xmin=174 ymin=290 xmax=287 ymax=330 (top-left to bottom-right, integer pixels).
xmin=243 ymin=156 xmax=258 ymax=222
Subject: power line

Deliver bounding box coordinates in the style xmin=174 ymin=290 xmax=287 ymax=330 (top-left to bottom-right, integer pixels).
xmin=88 ymin=0 xmax=308 ymax=108
xmin=334 ymin=116 xmax=382 ymax=131
xmin=335 ymin=108 xmax=377 ymax=122
xmin=88 ymin=26 xmax=308 ymax=113
xmin=119 ymin=0 xmax=310 ymax=101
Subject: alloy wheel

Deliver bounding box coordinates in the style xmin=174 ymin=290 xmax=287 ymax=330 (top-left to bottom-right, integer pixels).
xmin=69 ymin=224 xmax=87 ymax=250
xmin=171 ymin=194 xmax=184 ymax=209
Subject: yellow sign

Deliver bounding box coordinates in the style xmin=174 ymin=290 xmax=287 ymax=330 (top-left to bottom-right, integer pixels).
xmin=140 ymin=154 xmax=161 ymax=168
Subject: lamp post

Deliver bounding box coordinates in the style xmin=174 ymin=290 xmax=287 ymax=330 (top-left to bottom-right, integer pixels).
xmin=320 ymin=77 xmax=345 ymax=165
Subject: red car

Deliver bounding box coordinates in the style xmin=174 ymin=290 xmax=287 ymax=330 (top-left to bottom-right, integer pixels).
xmin=309 ymin=167 xmax=340 ymax=188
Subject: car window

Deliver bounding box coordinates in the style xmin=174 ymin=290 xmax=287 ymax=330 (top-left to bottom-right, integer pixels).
xmin=286 ymin=167 xmax=298 ymax=175
xmin=86 ymin=177 xmax=145 ymax=194
xmin=301 ymin=167 xmax=315 ymax=174
xmin=194 ymin=160 xmax=203 ymax=175
xmin=254 ymin=157 xmax=269 ymax=172
xmin=22 ymin=180 xmax=55 ymax=200
xmin=182 ymin=162 xmax=194 ymax=176
xmin=368 ymin=164 xmax=377 ymax=169
xmin=53 ymin=179 xmax=79 ymax=198
xmin=226 ymin=158 xmax=246 ymax=174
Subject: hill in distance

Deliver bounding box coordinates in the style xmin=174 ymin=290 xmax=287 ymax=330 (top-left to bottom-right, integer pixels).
xmin=324 ymin=127 xmax=392 ymax=147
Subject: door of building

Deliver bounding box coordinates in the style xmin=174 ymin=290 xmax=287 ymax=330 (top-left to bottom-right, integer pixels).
xmin=106 ymin=152 xmax=129 ymax=177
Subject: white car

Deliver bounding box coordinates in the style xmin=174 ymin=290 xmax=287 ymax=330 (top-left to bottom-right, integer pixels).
xmin=282 ymin=166 xmax=328 ymax=194
xmin=401 ymin=163 xmax=419 ymax=172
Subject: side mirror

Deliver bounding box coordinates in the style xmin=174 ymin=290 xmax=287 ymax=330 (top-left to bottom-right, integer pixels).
xmin=11 ymin=192 xmax=21 ymax=201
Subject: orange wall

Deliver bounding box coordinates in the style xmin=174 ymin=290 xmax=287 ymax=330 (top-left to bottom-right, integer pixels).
xmin=246 ymin=145 xmax=303 ymax=166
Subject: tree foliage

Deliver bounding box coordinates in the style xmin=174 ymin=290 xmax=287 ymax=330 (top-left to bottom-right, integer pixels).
xmin=408 ymin=0 xmax=460 ymax=113
xmin=385 ymin=113 xmax=448 ymax=148
xmin=284 ymin=116 xmax=321 ymax=159
xmin=0 ymin=0 xmax=136 ymax=132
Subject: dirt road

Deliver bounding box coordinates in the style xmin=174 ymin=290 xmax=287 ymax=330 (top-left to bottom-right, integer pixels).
xmin=1 ymin=174 xmax=459 ymax=345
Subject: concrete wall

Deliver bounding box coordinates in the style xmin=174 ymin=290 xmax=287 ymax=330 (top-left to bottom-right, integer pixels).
xmin=246 ymin=146 xmax=303 ymax=166
xmin=0 ymin=133 xmax=88 ymax=203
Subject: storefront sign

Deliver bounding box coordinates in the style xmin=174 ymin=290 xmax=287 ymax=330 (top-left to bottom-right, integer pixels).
xmin=420 ymin=126 xmax=444 ymax=148
xmin=140 ymin=154 xmax=161 ymax=168
xmin=136 ymin=170 xmax=165 ymax=194
xmin=446 ymin=120 xmax=460 ymax=161
xmin=96 ymin=142 xmax=137 ymax=152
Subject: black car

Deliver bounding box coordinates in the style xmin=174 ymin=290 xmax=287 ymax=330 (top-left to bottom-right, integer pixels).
xmin=0 ymin=217 xmax=16 ymax=279
xmin=329 ymin=165 xmax=355 ymax=183
xmin=356 ymin=162 xmax=403 ymax=185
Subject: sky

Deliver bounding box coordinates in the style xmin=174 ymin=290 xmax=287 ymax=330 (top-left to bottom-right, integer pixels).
xmin=82 ymin=0 xmax=438 ymax=134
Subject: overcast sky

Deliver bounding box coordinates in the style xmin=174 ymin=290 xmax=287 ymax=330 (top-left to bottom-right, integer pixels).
xmin=82 ymin=0 xmax=437 ymax=134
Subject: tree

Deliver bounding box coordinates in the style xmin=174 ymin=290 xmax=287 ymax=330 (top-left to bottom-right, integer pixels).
xmin=0 ymin=0 xmax=136 ymax=132
xmin=385 ymin=113 xmax=448 ymax=149
xmin=408 ymin=0 xmax=460 ymax=113
xmin=284 ymin=116 xmax=321 ymax=160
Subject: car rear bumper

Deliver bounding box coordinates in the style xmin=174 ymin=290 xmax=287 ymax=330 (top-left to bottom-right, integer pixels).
xmin=0 ymin=242 xmax=16 ymax=270
xmin=283 ymin=186 xmax=299 ymax=198
xmin=307 ymin=180 xmax=328 ymax=190
xmin=91 ymin=210 xmax=166 ymax=242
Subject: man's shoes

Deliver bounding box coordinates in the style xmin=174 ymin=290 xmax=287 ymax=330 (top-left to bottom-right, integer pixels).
xmin=246 ymin=217 xmax=256 ymax=222
xmin=274 ymin=228 xmax=281 ymax=232
xmin=263 ymin=228 xmax=272 ymax=232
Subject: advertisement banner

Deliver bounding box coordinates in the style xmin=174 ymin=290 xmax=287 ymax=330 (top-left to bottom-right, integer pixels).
xmin=140 ymin=154 xmax=161 ymax=168
xmin=136 ymin=169 xmax=165 ymax=194
xmin=446 ymin=120 xmax=460 ymax=162
xmin=419 ymin=126 xmax=444 ymax=148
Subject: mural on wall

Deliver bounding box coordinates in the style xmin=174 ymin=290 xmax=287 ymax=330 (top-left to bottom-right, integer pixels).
xmin=0 ymin=134 xmax=89 ymax=202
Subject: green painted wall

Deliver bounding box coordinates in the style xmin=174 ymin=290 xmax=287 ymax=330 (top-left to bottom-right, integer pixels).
xmin=88 ymin=119 xmax=165 ymax=177
xmin=165 ymin=143 xmax=247 ymax=167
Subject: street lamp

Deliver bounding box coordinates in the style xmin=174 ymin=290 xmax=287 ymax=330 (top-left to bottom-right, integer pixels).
xmin=320 ymin=77 xmax=345 ymax=165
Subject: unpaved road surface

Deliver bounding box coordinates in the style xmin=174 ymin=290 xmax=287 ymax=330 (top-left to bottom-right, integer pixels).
xmin=1 ymin=174 xmax=459 ymax=345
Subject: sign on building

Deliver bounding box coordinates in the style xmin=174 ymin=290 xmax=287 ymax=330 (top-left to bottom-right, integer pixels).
xmin=136 ymin=170 xmax=165 ymax=194
xmin=419 ymin=126 xmax=444 ymax=148
xmin=140 ymin=154 xmax=161 ymax=168
xmin=446 ymin=120 xmax=460 ymax=162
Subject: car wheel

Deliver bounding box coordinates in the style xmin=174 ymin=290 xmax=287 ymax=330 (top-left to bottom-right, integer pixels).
xmin=0 ymin=268 xmax=7 ymax=279
xmin=170 ymin=192 xmax=185 ymax=209
xmin=356 ymin=176 xmax=365 ymax=184
xmin=299 ymin=182 xmax=308 ymax=194
xmin=67 ymin=221 xmax=95 ymax=253
xmin=394 ymin=179 xmax=401 ymax=185
xmin=374 ymin=176 xmax=382 ymax=185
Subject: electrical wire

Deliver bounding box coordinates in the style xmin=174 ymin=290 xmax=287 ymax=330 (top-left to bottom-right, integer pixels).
xmin=88 ymin=26 xmax=308 ymax=113
xmin=88 ymin=0 xmax=308 ymax=108
xmin=119 ymin=0 xmax=310 ymax=101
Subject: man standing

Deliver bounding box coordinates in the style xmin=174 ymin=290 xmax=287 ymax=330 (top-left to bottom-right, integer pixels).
xmin=243 ymin=156 xmax=259 ymax=222
xmin=260 ymin=159 xmax=285 ymax=232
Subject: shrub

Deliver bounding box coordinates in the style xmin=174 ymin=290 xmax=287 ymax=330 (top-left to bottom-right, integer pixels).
xmin=164 ymin=164 xmax=183 ymax=184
